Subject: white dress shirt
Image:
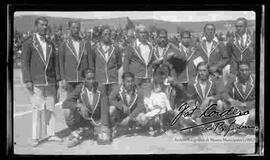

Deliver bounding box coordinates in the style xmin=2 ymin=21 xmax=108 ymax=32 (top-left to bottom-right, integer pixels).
xmin=206 ymin=41 xmax=213 ymax=57
xmin=238 ymin=33 xmax=247 ymax=48
xmin=137 ymin=39 xmax=150 ymax=63
xmin=199 ymin=82 xmax=207 ymax=98
xmin=86 ymin=88 xmax=94 ymax=107
xmin=36 ymin=33 xmax=47 ymax=60
xmin=101 ymin=43 xmax=110 ymax=61
xmin=157 ymin=46 xmax=165 ymax=58
xmin=72 ymin=39 xmax=80 ymax=58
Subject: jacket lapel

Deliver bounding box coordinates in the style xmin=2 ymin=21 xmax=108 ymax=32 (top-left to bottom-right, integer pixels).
xmin=77 ymin=40 xmax=85 ymax=68
xmin=200 ymin=40 xmax=208 ymax=56
xmin=146 ymin=43 xmax=154 ymax=65
xmin=194 ymin=76 xmax=204 ymax=101
xmin=66 ymin=38 xmax=78 ymax=60
xmin=80 ymin=87 xmax=101 ymax=114
xmin=209 ymin=40 xmax=219 ymax=57
xmin=133 ymin=43 xmax=145 ymax=64
xmin=205 ymin=78 xmax=213 ymax=98
xmin=32 ymin=34 xmax=46 ymax=65
xmin=45 ymin=43 xmax=53 ymax=70
xmin=234 ymin=77 xmax=246 ymax=100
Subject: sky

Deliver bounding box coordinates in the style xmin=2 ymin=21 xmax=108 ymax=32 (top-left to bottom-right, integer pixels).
xmin=14 ymin=11 xmax=255 ymax=22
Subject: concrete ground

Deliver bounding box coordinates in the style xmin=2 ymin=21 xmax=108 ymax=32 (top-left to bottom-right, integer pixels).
xmin=13 ymin=69 xmax=256 ymax=155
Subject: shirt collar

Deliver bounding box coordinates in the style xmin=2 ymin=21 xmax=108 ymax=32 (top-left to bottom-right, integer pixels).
xmin=36 ymin=33 xmax=45 ymax=43
xmin=201 ymin=36 xmax=218 ymax=43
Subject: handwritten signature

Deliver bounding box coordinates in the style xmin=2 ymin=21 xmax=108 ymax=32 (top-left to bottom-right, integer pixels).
xmin=170 ymin=102 xmax=255 ymax=136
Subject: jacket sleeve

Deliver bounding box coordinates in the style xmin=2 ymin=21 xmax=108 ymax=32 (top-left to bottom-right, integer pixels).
xmin=21 ymin=41 xmax=32 ymax=83
xmin=123 ymin=47 xmax=130 ymax=72
xmin=53 ymin=44 xmax=61 ymax=81
xmin=129 ymin=90 xmax=146 ymax=119
xmin=216 ymin=43 xmax=230 ymax=71
xmin=115 ymin=46 xmax=123 ymax=70
xmin=109 ymin=86 xmax=124 ymax=110
xmin=58 ymin=42 xmax=65 ymax=80
xmin=87 ymin=42 xmax=95 ymax=71
xmin=62 ymin=85 xmax=82 ymax=110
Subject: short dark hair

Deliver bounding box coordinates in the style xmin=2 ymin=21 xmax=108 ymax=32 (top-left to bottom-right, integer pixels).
xmin=203 ymin=23 xmax=216 ymax=33
xmin=68 ymin=20 xmax=81 ymax=28
xmin=237 ymin=61 xmax=250 ymax=70
xmin=157 ymin=28 xmax=167 ymax=36
xmin=100 ymin=25 xmax=111 ymax=34
xmin=34 ymin=17 xmax=48 ymax=26
xmin=122 ymin=72 xmax=135 ymax=80
xmin=236 ymin=17 xmax=248 ymax=27
xmin=196 ymin=61 xmax=209 ymax=71
xmin=82 ymin=68 xmax=95 ymax=78
xmin=180 ymin=30 xmax=191 ymax=38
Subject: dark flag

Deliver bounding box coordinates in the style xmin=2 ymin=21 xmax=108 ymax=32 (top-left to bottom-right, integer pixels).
xmin=125 ymin=17 xmax=135 ymax=30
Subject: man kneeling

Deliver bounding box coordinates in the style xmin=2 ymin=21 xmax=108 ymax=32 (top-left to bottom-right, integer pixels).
xmin=109 ymin=72 xmax=146 ymax=138
xmin=62 ymin=69 xmax=110 ymax=148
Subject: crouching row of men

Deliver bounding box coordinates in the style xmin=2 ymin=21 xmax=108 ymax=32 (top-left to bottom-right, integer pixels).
xmin=61 ymin=60 xmax=255 ymax=148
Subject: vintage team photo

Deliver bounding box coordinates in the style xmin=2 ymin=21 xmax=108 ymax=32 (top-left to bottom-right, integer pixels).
xmin=12 ymin=10 xmax=262 ymax=154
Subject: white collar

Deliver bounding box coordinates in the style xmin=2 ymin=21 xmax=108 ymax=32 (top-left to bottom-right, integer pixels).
xmin=136 ymin=39 xmax=149 ymax=46
xmin=36 ymin=33 xmax=46 ymax=43
xmin=201 ymin=36 xmax=218 ymax=43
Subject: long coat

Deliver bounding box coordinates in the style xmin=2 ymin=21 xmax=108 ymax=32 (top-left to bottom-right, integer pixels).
xmin=226 ymin=32 xmax=255 ymax=75
xmin=58 ymin=37 xmax=93 ymax=82
xmin=91 ymin=43 xmax=122 ymax=85
xmin=21 ymin=33 xmax=60 ymax=85
xmin=123 ymin=40 xmax=156 ymax=79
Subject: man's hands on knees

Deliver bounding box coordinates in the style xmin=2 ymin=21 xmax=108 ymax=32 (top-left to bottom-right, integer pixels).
xmin=120 ymin=116 xmax=131 ymax=126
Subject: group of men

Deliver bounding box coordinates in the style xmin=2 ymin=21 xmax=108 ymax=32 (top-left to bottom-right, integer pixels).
xmin=21 ymin=16 xmax=256 ymax=148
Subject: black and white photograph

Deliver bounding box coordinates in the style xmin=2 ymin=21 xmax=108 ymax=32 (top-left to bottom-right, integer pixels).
xmin=9 ymin=9 xmax=264 ymax=155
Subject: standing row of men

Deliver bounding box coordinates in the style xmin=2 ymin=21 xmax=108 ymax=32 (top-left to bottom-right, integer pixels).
xmin=21 ymin=16 xmax=256 ymax=148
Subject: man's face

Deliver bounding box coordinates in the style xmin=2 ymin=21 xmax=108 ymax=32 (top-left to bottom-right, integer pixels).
xmin=238 ymin=64 xmax=250 ymax=81
xmin=70 ymin=22 xmax=80 ymax=38
xmin=181 ymin=33 xmax=191 ymax=47
xmin=235 ymin=20 xmax=247 ymax=35
xmin=36 ymin=20 xmax=48 ymax=36
xmin=85 ymin=72 xmax=95 ymax=89
xmin=204 ymin=25 xmax=215 ymax=41
xmin=157 ymin=31 xmax=168 ymax=47
xmin=138 ymin=29 xmax=148 ymax=43
xmin=123 ymin=77 xmax=135 ymax=91
xmin=102 ymin=28 xmax=111 ymax=44
xmin=198 ymin=64 xmax=209 ymax=81
xmin=154 ymin=72 xmax=167 ymax=84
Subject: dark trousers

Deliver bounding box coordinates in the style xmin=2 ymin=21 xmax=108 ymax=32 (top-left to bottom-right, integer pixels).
xmin=63 ymin=108 xmax=95 ymax=132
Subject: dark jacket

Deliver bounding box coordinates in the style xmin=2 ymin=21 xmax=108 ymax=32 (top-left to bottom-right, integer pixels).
xmin=59 ymin=37 xmax=94 ymax=82
xmin=187 ymin=76 xmax=225 ymax=104
xmin=222 ymin=74 xmax=255 ymax=110
xmin=91 ymin=43 xmax=122 ymax=84
xmin=109 ymin=85 xmax=145 ymax=119
xmin=123 ymin=40 xmax=156 ymax=79
xmin=226 ymin=32 xmax=255 ymax=74
xmin=21 ymin=33 xmax=60 ymax=85
xmin=196 ymin=37 xmax=230 ymax=74
xmin=62 ymin=83 xmax=103 ymax=122
xmin=177 ymin=43 xmax=199 ymax=83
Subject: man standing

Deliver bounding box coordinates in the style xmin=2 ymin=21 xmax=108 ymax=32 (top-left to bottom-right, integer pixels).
xmin=59 ymin=20 xmax=93 ymax=97
xmin=91 ymin=25 xmax=122 ymax=143
xmin=123 ymin=25 xmax=155 ymax=88
xmin=195 ymin=24 xmax=230 ymax=77
xmin=177 ymin=30 xmax=198 ymax=88
xmin=226 ymin=17 xmax=255 ymax=75
xmin=21 ymin=17 xmax=62 ymax=147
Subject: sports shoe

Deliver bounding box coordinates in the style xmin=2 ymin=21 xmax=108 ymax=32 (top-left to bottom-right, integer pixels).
xmin=67 ymin=135 xmax=83 ymax=148
xmin=48 ymin=135 xmax=63 ymax=142
xmin=31 ymin=139 xmax=39 ymax=147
